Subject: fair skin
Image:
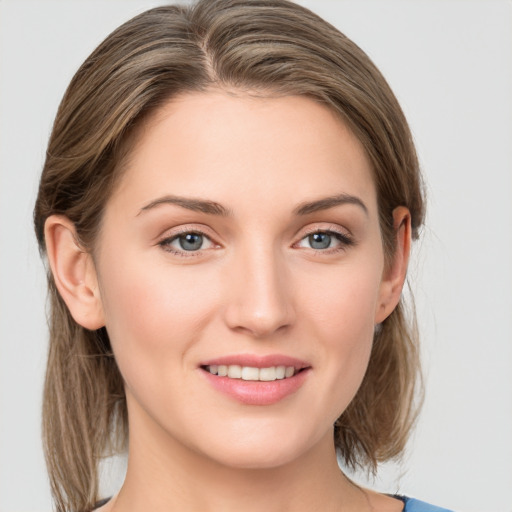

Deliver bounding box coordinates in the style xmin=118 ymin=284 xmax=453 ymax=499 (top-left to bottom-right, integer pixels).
xmin=45 ymin=91 xmax=410 ymax=512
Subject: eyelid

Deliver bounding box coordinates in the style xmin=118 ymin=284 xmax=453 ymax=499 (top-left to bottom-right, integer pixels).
xmin=295 ymin=223 xmax=353 ymax=241
xmin=293 ymin=224 xmax=355 ymax=252
xmin=157 ymin=224 xmax=221 ymax=257
xmin=156 ymin=222 xmax=354 ymax=257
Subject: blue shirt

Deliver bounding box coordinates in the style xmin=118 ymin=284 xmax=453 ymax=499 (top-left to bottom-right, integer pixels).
xmin=398 ymin=495 xmax=455 ymax=512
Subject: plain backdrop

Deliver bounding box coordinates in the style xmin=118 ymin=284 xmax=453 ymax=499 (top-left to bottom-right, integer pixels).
xmin=1 ymin=1 xmax=511 ymax=511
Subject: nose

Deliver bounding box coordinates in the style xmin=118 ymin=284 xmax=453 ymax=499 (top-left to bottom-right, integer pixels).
xmin=223 ymin=246 xmax=296 ymax=338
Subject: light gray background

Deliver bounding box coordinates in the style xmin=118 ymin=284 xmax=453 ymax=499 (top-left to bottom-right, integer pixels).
xmin=1 ymin=1 xmax=511 ymax=511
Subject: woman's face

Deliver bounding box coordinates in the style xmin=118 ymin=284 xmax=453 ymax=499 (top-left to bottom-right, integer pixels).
xmin=93 ymin=91 xmax=397 ymax=469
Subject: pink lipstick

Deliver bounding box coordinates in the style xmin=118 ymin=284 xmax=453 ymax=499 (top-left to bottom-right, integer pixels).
xmin=199 ymin=354 xmax=311 ymax=405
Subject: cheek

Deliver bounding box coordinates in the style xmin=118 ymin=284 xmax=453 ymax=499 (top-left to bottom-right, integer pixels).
xmin=319 ymin=280 xmax=377 ymax=371
xmin=297 ymin=260 xmax=382 ymax=414
xmin=299 ymin=257 xmax=382 ymax=341
xmin=97 ymin=256 xmax=221 ymax=373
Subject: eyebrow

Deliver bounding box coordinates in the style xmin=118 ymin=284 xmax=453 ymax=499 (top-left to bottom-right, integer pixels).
xmin=138 ymin=195 xmax=232 ymax=216
xmin=138 ymin=192 xmax=368 ymax=217
xmin=293 ymin=193 xmax=368 ymax=216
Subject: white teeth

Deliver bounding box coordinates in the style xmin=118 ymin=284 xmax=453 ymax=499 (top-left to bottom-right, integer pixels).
xmin=206 ymin=365 xmax=297 ymax=381
xmin=241 ymin=367 xmax=259 ymax=380
xmin=259 ymin=367 xmax=276 ymax=381
xmin=227 ymin=365 xmax=242 ymax=379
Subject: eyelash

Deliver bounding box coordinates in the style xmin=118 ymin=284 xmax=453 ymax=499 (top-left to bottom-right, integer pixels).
xmin=296 ymin=228 xmax=355 ymax=254
xmin=158 ymin=228 xmax=215 ymax=257
xmin=157 ymin=227 xmax=354 ymax=257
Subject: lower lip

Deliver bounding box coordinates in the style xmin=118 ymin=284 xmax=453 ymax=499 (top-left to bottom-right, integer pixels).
xmin=201 ymin=368 xmax=310 ymax=405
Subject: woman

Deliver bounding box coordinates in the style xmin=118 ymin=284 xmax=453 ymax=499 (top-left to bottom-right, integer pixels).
xmin=33 ymin=1 xmax=452 ymax=511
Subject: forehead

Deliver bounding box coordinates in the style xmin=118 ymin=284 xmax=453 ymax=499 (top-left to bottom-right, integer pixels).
xmin=111 ymin=91 xmax=377 ymax=217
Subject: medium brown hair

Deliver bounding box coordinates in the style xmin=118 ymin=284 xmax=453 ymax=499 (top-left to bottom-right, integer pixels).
xmin=34 ymin=1 xmax=425 ymax=510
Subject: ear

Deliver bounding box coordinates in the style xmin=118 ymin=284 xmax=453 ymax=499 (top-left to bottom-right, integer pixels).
xmin=44 ymin=215 xmax=105 ymax=330
xmin=375 ymin=206 xmax=411 ymax=324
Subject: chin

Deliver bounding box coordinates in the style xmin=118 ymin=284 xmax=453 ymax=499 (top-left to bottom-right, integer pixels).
xmin=194 ymin=421 xmax=329 ymax=471
xmin=207 ymin=447 xmax=303 ymax=471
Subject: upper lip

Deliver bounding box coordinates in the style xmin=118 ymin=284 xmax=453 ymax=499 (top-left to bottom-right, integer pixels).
xmin=200 ymin=353 xmax=310 ymax=370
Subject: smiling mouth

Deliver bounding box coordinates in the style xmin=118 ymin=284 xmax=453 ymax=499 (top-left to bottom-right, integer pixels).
xmin=202 ymin=365 xmax=302 ymax=382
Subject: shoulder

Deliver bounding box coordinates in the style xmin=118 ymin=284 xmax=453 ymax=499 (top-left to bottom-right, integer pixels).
xmin=397 ymin=495 xmax=456 ymax=512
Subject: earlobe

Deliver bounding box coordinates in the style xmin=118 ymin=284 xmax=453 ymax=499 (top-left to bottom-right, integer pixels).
xmin=44 ymin=215 xmax=105 ymax=330
xmin=375 ymin=206 xmax=411 ymax=324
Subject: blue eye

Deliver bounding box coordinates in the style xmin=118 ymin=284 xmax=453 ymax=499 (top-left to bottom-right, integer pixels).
xmin=297 ymin=230 xmax=353 ymax=251
xmin=177 ymin=233 xmax=204 ymax=251
xmin=308 ymin=232 xmax=332 ymax=250
xmin=159 ymin=231 xmax=214 ymax=254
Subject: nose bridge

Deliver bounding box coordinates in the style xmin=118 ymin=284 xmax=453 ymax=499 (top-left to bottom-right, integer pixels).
xmin=224 ymin=240 xmax=295 ymax=337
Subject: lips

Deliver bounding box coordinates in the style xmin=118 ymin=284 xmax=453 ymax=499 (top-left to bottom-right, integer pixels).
xmin=199 ymin=354 xmax=311 ymax=405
